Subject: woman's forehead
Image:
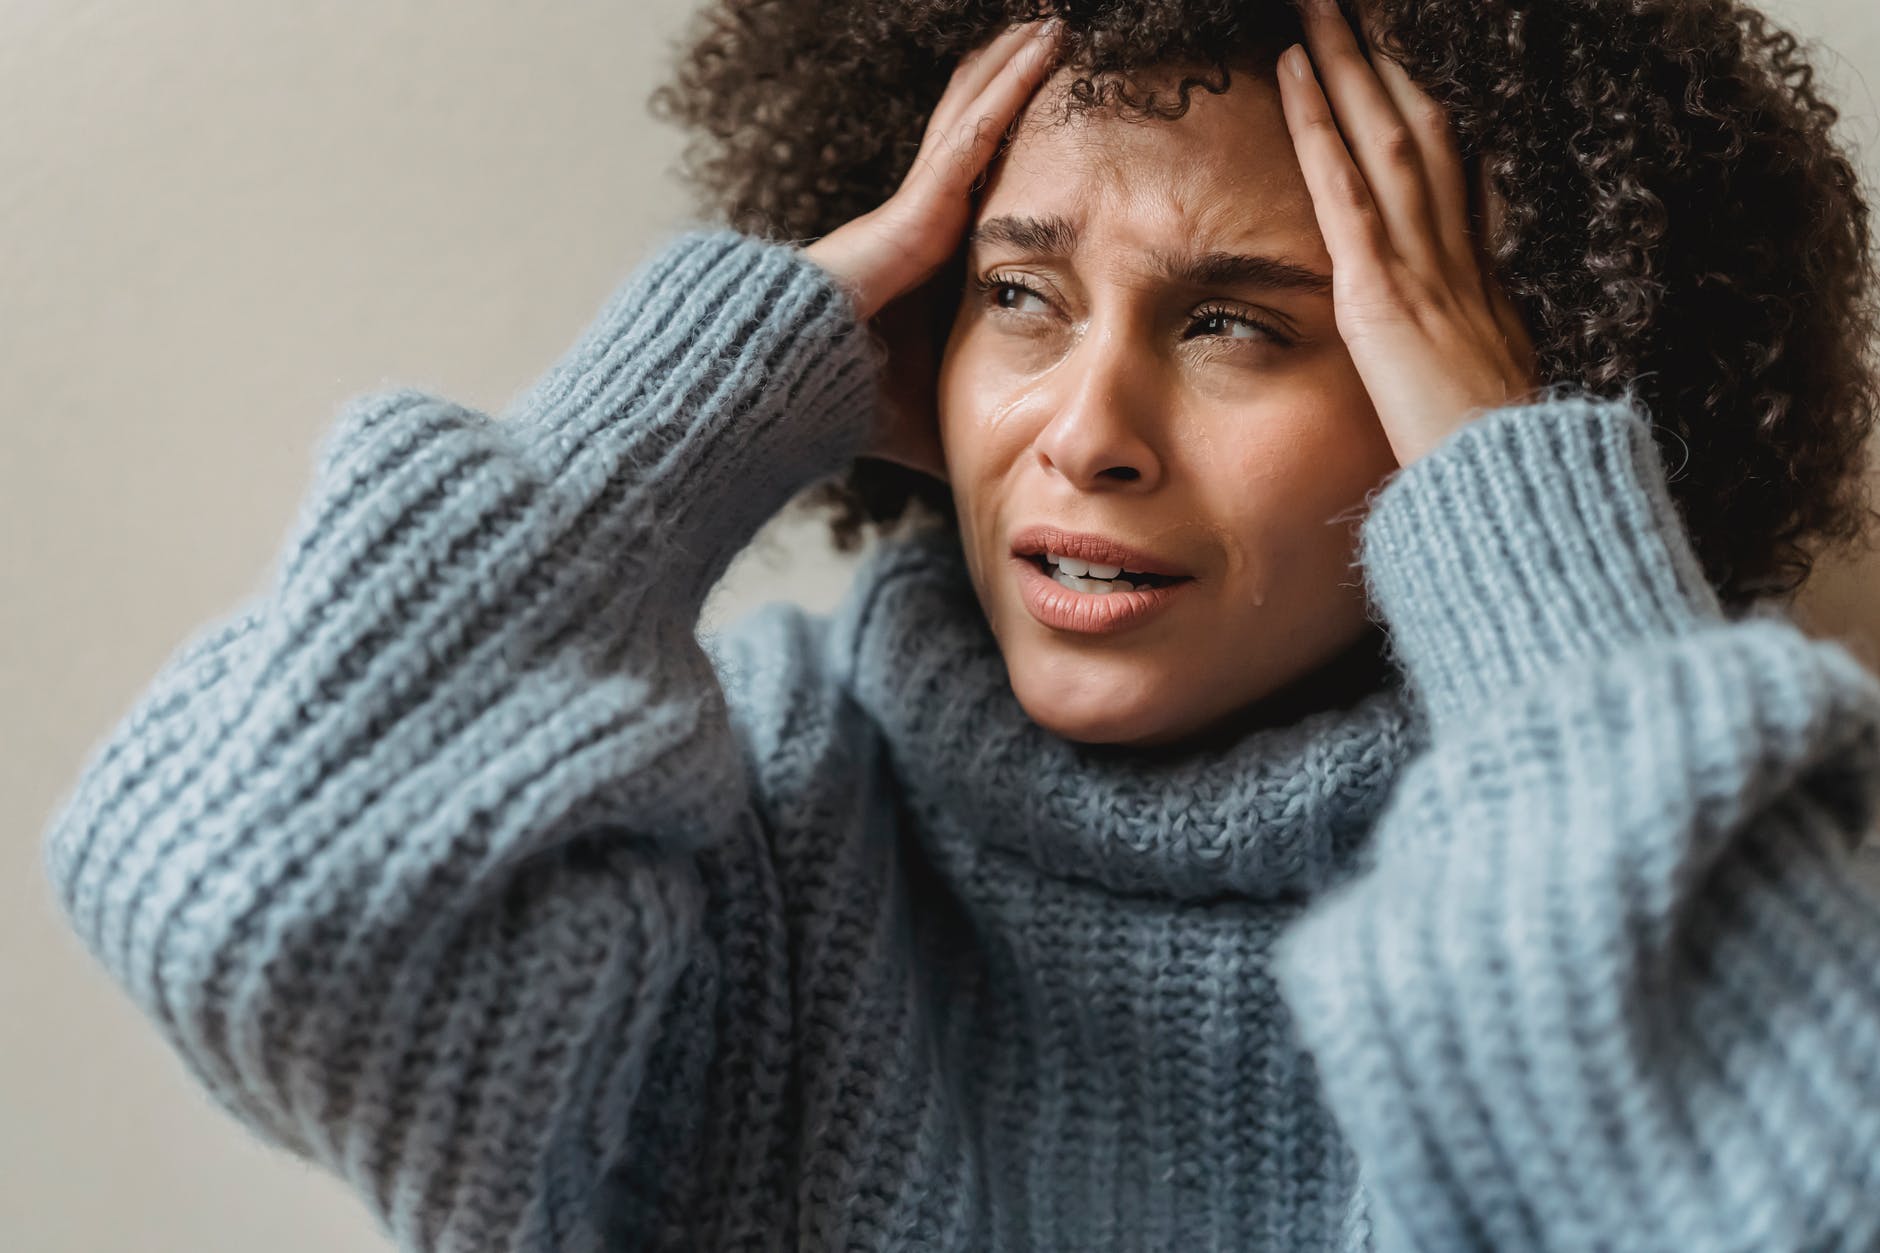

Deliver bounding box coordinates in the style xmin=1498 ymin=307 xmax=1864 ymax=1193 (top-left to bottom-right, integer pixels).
xmin=982 ymin=83 xmax=1317 ymax=249
xmin=999 ymin=68 xmax=1301 ymax=186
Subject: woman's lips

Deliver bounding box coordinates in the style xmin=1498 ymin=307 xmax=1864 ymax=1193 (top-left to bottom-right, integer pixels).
xmin=1013 ymin=554 xmax=1195 ymax=635
xmin=1007 ymin=525 xmax=1192 ymax=579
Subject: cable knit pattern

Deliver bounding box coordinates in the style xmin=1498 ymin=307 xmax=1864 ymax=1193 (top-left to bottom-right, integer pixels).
xmin=40 ymin=227 xmax=1880 ymax=1252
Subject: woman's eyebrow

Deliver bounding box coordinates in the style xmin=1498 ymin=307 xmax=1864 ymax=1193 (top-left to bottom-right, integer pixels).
xmin=968 ymin=212 xmax=1080 ymax=256
xmin=1156 ymin=249 xmax=1332 ymax=296
xmin=968 ymin=212 xmax=1333 ymax=295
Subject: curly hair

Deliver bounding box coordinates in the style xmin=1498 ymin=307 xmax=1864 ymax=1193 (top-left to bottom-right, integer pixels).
xmin=649 ymin=0 xmax=1879 ymax=610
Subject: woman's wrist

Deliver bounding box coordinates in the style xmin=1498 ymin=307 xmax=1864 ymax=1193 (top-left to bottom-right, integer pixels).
xmin=803 ymin=209 xmax=920 ymax=323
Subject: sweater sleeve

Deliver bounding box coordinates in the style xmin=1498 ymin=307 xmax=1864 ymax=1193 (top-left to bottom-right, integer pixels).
xmin=1270 ymin=391 xmax=1880 ymax=1253
xmin=38 ymin=227 xmax=882 ymax=1251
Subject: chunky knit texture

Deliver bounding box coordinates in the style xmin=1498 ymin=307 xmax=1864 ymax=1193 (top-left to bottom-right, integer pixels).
xmin=40 ymin=227 xmax=1880 ymax=1252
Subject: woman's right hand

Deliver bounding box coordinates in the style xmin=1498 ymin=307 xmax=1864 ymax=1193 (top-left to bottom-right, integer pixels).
xmin=804 ymin=17 xmax=1066 ymax=483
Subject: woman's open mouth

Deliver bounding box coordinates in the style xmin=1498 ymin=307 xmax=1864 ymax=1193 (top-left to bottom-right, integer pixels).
xmin=1029 ymin=551 xmax=1187 ymax=594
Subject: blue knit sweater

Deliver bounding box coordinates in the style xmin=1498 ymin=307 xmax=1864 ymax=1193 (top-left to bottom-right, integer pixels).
xmin=41 ymin=227 xmax=1880 ymax=1252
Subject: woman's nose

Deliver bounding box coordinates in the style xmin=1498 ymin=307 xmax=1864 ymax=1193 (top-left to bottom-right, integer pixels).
xmin=1029 ymin=326 xmax=1165 ymax=493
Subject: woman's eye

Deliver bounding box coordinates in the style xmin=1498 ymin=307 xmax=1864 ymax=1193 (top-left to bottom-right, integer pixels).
xmin=976 ymin=277 xmax=1290 ymax=347
xmin=985 ymin=279 xmax=1050 ymax=314
xmin=1190 ymin=309 xmax=1286 ymax=345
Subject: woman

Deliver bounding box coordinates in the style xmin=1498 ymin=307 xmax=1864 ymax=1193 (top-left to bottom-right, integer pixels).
xmin=41 ymin=0 xmax=1880 ymax=1248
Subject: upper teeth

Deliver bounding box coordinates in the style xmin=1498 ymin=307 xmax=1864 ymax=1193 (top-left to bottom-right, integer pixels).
xmin=1046 ymin=550 xmax=1125 ymax=579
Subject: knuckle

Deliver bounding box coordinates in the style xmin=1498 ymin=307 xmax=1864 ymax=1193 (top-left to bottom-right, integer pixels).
xmin=1330 ymin=170 xmax=1373 ymax=213
xmin=1376 ymin=126 xmax=1419 ymax=168
xmin=1397 ymin=283 xmax=1439 ymax=320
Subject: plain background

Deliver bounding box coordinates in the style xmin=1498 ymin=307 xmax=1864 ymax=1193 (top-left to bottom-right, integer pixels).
xmin=6 ymin=2 xmax=1879 ymax=1248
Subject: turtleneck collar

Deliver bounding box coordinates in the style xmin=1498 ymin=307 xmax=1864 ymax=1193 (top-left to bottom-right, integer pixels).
xmin=829 ymin=525 xmax=1432 ymax=904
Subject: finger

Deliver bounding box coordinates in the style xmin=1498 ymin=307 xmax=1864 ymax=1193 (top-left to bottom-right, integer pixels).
xmin=1296 ymin=0 xmax=1443 ymax=275
xmin=929 ymin=20 xmax=1058 ymax=135
xmin=918 ymin=20 xmax=1063 ymax=196
xmin=957 ymin=21 xmax=1064 ymax=167
xmin=1277 ymin=43 xmax=1393 ymax=278
xmin=1368 ymin=49 xmax=1475 ymax=283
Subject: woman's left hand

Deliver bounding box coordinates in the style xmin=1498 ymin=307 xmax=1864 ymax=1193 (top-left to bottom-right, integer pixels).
xmin=1277 ymin=0 xmax=1541 ymax=469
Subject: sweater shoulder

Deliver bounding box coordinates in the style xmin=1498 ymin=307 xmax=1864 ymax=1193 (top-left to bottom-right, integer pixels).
xmin=702 ymin=596 xmax=881 ymax=840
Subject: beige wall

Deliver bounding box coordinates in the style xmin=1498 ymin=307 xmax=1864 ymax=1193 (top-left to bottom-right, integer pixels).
xmin=4 ymin=2 xmax=1877 ymax=1249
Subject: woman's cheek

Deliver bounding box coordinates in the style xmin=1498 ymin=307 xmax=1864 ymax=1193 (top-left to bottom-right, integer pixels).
xmin=936 ymin=348 xmax=1016 ymax=566
xmin=1206 ymin=393 xmax=1340 ymax=495
xmin=1247 ymin=380 xmax=1391 ymax=496
xmin=934 ymin=338 xmax=984 ymax=473
xmin=939 ymin=347 xmax=1043 ymax=477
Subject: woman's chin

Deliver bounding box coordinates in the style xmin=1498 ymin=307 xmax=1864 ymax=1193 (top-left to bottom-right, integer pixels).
xmin=1008 ymin=664 xmax=1189 ymax=748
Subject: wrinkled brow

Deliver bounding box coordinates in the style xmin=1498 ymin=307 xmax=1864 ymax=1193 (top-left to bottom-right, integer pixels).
xmin=967 ymin=212 xmax=1332 ymax=295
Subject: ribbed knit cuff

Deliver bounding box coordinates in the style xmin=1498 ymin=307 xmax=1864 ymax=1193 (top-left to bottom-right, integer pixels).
xmin=1359 ymin=391 xmax=1726 ymax=733
xmin=504 ymin=227 xmax=886 ymax=607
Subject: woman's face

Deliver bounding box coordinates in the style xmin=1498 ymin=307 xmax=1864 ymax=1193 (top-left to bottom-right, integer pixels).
xmin=935 ymin=60 xmax=1402 ymax=748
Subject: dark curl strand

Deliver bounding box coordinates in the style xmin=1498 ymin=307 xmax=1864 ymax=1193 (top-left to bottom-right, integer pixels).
xmin=650 ymin=0 xmax=1880 ymax=610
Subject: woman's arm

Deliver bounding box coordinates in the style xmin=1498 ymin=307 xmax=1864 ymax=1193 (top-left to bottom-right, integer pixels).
xmin=1273 ymin=392 xmax=1880 ymax=1253
xmin=38 ymin=227 xmax=882 ymax=1252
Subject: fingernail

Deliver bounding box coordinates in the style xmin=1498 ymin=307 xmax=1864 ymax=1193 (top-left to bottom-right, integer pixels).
xmin=1282 ymin=44 xmax=1307 ymax=79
